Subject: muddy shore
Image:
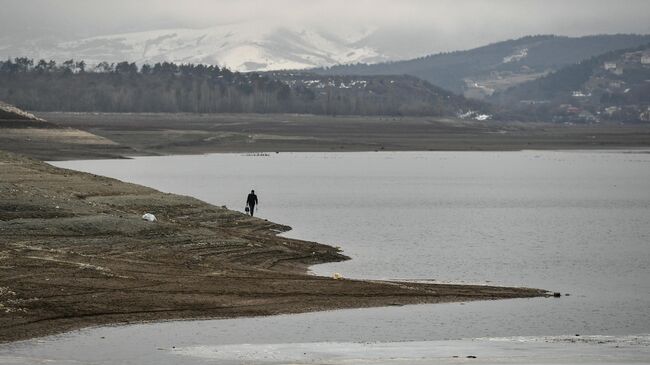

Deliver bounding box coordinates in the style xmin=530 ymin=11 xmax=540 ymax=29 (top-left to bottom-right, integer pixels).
xmin=0 ymin=150 xmax=547 ymax=342
xmin=11 ymin=112 xmax=650 ymax=160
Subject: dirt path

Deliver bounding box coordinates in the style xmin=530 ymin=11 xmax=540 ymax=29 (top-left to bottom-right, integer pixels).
xmin=0 ymin=151 xmax=548 ymax=342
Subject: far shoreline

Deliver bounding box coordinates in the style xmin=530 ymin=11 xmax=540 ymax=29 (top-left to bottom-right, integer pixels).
xmin=3 ymin=112 xmax=646 ymax=161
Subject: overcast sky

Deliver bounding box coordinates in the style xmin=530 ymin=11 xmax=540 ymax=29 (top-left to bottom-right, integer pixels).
xmin=2 ymin=0 xmax=650 ymax=57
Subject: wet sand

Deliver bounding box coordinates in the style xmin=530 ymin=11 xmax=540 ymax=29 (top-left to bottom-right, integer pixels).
xmin=0 ymin=151 xmax=547 ymax=343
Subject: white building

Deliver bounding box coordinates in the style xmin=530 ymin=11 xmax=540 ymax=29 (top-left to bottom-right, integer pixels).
xmin=604 ymin=62 xmax=617 ymax=70
xmin=641 ymin=53 xmax=650 ymax=65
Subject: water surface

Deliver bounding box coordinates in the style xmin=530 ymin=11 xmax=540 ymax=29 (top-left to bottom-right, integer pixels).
xmin=3 ymin=150 xmax=648 ymax=364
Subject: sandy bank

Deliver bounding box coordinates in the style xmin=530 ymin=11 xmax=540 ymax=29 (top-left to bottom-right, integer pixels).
xmin=0 ymin=150 xmax=547 ymax=343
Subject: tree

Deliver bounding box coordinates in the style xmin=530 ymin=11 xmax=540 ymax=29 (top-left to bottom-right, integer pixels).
xmin=62 ymin=59 xmax=75 ymax=74
xmin=14 ymin=57 xmax=33 ymax=72
xmin=95 ymin=62 xmax=114 ymax=73
xmin=115 ymin=61 xmax=137 ymax=75
xmin=35 ymin=59 xmax=49 ymax=73
xmin=140 ymin=64 xmax=152 ymax=74
xmin=76 ymin=61 xmax=86 ymax=73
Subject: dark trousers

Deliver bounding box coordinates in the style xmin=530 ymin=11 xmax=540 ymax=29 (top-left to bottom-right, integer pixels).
xmin=248 ymin=204 xmax=255 ymax=216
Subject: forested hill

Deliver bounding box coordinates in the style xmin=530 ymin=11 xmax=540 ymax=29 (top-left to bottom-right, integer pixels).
xmin=266 ymin=71 xmax=488 ymax=117
xmin=314 ymin=34 xmax=650 ymax=98
xmin=0 ymin=59 xmax=490 ymax=118
xmin=490 ymin=44 xmax=650 ymax=123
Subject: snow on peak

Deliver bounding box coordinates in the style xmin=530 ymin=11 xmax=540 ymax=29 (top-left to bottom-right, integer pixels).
xmin=7 ymin=23 xmax=387 ymax=72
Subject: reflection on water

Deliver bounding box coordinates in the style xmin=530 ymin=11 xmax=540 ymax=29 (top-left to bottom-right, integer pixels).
xmin=3 ymin=151 xmax=646 ymax=364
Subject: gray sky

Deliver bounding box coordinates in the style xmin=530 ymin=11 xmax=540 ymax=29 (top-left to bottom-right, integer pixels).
xmin=3 ymin=0 xmax=650 ymax=57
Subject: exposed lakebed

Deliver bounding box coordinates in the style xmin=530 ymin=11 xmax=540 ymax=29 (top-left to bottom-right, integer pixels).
xmin=2 ymin=150 xmax=649 ymax=364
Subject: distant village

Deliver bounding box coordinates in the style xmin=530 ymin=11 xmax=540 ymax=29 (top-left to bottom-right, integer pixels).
xmin=463 ymin=48 xmax=650 ymax=123
xmin=552 ymin=50 xmax=650 ymax=123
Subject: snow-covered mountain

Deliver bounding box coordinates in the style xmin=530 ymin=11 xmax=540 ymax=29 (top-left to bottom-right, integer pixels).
xmin=1 ymin=23 xmax=387 ymax=72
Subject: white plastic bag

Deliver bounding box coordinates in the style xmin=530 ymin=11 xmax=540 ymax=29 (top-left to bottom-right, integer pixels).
xmin=142 ymin=213 xmax=157 ymax=222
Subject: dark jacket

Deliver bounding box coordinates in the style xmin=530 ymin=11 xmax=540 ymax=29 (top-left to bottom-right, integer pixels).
xmin=247 ymin=193 xmax=258 ymax=206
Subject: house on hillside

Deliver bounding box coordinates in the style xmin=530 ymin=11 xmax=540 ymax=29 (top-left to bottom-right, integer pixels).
xmin=609 ymin=81 xmax=625 ymax=89
xmin=604 ymin=106 xmax=621 ymax=116
xmin=578 ymin=111 xmax=598 ymax=123
xmin=566 ymin=106 xmax=581 ymax=114
xmin=640 ymin=107 xmax=650 ymax=122
xmin=520 ymin=99 xmax=550 ymax=105
xmin=641 ymin=53 xmax=650 ymax=65
xmin=604 ymin=62 xmax=617 ymax=70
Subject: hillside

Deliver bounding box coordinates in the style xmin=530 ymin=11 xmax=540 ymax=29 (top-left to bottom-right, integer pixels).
xmin=491 ymin=44 xmax=650 ymax=123
xmin=0 ymin=59 xmax=491 ymax=118
xmin=0 ymin=100 xmax=47 ymax=123
xmin=315 ymin=34 xmax=650 ymax=99
xmin=267 ymin=72 xmax=491 ymax=117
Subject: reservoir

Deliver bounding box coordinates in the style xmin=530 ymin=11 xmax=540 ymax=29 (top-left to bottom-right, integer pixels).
xmin=3 ymin=150 xmax=649 ymax=364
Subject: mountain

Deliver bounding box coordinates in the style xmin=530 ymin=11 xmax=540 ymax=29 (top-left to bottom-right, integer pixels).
xmin=0 ymin=23 xmax=386 ymax=72
xmin=6 ymin=30 xmax=649 ymax=90
xmin=315 ymin=34 xmax=650 ymax=99
xmin=490 ymin=44 xmax=650 ymax=123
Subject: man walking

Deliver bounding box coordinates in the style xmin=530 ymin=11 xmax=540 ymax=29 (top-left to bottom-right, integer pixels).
xmin=246 ymin=190 xmax=258 ymax=216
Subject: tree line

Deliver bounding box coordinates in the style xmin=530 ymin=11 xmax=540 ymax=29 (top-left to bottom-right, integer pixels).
xmin=0 ymin=58 xmax=481 ymax=116
xmin=0 ymin=58 xmax=298 ymax=113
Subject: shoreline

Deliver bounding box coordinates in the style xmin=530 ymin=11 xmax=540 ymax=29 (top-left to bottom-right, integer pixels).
xmin=2 ymin=112 xmax=649 ymax=161
xmin=0 ymin=150 xmax=548 ymax=343
xmin=66 ymin=146 xmax=650 ymax=162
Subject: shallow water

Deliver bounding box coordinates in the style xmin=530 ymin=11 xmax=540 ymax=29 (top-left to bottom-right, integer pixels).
xmin=3 ymin=150 xmax=648 ymax=364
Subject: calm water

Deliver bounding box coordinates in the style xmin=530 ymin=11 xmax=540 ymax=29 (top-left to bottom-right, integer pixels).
xmin=2 ymin=151 xmax=649 ymax=364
